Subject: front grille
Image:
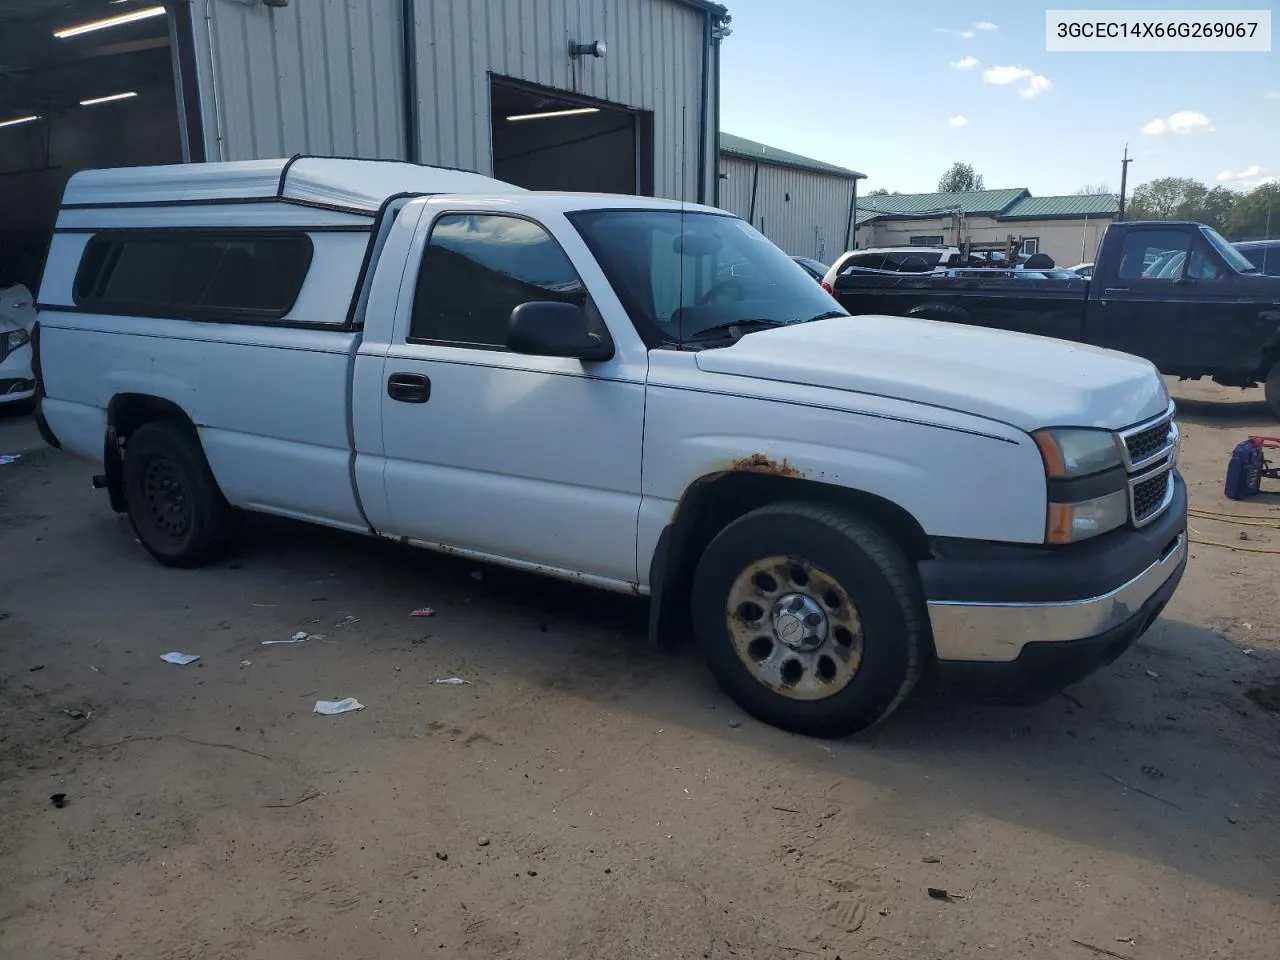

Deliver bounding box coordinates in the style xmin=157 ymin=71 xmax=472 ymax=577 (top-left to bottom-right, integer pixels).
xmin=1118 ymin=404 xmax=1178 ymax=527
xmin=1125 ymin=422 xmax=1172 ymax=465
xmin=1132 ymin=471 xmax=1171 ymax=524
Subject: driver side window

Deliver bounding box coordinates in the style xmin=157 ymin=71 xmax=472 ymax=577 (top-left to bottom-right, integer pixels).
xmin=1187 ymin=244 xmax=1224 ymax=280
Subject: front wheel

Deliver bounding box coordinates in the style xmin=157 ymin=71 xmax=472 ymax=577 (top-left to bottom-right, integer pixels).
xmin=691 ymin=503 xmax=929 ymax=738
xmin=1265 ymin=363 xmax=1280 ymax=420
xmin=123 ymin=420 xmax=237 ymax=568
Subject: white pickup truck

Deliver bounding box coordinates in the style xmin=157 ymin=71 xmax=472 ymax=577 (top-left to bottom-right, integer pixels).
xmin=32 ymin=157 xmax=1187 ymax=737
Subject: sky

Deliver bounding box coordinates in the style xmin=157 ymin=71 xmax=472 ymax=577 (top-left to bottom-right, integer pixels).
xmin=718 ymin=0 xmax=1280 ymax=197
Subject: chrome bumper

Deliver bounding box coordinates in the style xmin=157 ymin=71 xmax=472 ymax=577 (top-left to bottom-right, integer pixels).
xmin=928 ymin=533 xmax=1186 ymax=663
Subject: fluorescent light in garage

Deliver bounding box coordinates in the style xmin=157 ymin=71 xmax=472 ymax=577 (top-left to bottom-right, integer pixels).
xmin=0 ymin=115 xmax=39 ymax=129
xmin=54 ymin=5 xmax=165 ymax=39
xmin=506 ymin=107 xmax=601 ymax=122
xmin=80 ymin=92 xmax=139 ymax=107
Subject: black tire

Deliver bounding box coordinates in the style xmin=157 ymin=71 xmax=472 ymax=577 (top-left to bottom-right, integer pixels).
xmin=1265 ymin=363 xmax=1280 ymax=420
xmin=691 ymin=503 xmax=928 ymax=738
xmin=122 ymin=420 xmax=236 ymax=568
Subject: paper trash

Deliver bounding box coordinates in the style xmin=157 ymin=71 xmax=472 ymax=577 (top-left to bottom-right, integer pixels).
xmin=433 ymin=677 xmax=471 ymax=685
xmin=263 ymin=631 xmax=311 ymax=645
xmin=315 ymin=697 xmax=364 ymax=715
xmin=161 ymin=652 xmax=200 ymax=666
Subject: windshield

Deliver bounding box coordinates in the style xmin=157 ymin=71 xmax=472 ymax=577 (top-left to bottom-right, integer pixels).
xmin=1201 ymin=226 xmax=1258 ymax=273
xmin=570 ymin=209 xmax=845 ymax=346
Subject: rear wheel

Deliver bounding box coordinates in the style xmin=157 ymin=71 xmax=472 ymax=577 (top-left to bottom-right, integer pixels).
xmin=1265 ymin=363 xmax=1280 ymax=419
xmin=122 ymin=420 xmax=236 ymax=568
xmin=691 ymin=503 xmax=928 ymax=738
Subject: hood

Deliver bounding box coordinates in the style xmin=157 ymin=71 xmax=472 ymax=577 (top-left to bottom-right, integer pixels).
xmin=694 ymin=315 xmax=1169 ymax=432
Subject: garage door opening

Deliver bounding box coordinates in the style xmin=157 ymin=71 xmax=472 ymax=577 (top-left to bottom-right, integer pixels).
xmin=490 ymin=77 xmax=652 ymax=196
xmin=0 ymin=1 xmax=185 ymax=290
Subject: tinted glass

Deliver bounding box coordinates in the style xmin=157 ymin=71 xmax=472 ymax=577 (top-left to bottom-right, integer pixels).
xmin=883 ymin=251 xmax=942 ymax=272
xmin=571 ymin=210 xmax=844 ymax=346
xmin=74 ymin=232 xmax=312 ymax=318
xmin=1200 ymin=226 xmax=1258 ymax=273
xmin=411 ymin=214 xmax=585 ymax=347
xmin=842 ymin=253 xmax=887 ymax=273
xmin=1117 ymin=230 xmax=1189 ymax=281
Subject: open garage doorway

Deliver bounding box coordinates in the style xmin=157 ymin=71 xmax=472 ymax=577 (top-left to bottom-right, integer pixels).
xmin=0 ymin=1 xmax=186 ymax=290
xmin=491 ymin=77 xmax=653 ymax=196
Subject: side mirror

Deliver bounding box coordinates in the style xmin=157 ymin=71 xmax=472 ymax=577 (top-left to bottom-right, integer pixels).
xmin=507 ymin=301 xmax=614 ymax=362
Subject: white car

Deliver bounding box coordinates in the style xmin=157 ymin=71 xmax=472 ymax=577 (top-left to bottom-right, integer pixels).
xmin=33 ymin=158 xmax=1187 ymax=736
xmin=0 ymin=283 xmax=36 ymax=412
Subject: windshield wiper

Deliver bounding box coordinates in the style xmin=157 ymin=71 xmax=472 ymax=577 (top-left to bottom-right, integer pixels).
xmin=807 ymin=310 xmax=847 ymax=322
xmin=687 ymin=318 xmax=791 ymax=343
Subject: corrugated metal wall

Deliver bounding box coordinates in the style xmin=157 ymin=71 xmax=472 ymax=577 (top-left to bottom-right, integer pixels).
xmin=719 ymin=155 xmax=856 ymax=263
xmin=189 ymin=0 xmax=407 ymax=162
xmin=189 ymin=0 xmax=715 ymax=202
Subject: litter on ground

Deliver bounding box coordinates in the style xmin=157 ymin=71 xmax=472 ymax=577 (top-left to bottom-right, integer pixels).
xmin=433 ymin=677 xmax=471 ymax=685
xmin=0 ymin=454 xmax=21 ymax=466
xmin=315 ymin=697 xmax=365 ymax=715
xmin=160 ymin=652 xmax=200 ymax=666
xmin=410 ymin=607 xmax=435 ymax=618
xmin=263 ymin=632 xmax=312 ymax=645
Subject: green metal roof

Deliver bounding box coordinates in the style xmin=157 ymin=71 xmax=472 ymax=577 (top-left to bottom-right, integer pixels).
xmin=720 ymin=133 xmax=865 ymax=180
xmin=858 ymin=188 xmax=1029 ymax=217
xmin=1001 ymin=194 xmax=1120 ymax=219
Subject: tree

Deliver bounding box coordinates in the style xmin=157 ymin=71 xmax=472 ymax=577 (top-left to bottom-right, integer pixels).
xmin=867 ymin=188 xmax=890 ymax=197
xmin=937 ymin=162 xmax=985 ymax=192
xmin=1127 ymin=177 xmax=1236 ymax=232
xmin=1075 ymin=183 xmax=1112 ymax=195
xmin=1225 ymin=182 xmax=1280 ymax=239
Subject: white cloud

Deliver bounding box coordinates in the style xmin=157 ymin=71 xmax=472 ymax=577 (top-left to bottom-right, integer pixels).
xmin=951 ymin=55 xmax=979 ymax=70
xmin=960 ymin=30 xmax=975 ymax=39
xmin=982 ymin=65 xmax=1052 ymax=98
xmin=975 ymin=21 xmax=998 ymax=30
xmin=1142 ymin=110 xmax=1214 ymax=135
xmin=947 ymin=114 xmax=968 ymax=127
xmin=1020 ymin=75 xmax=1053 ymax=98
xmin=1217 ymin=165 xmax=1274 ymax=189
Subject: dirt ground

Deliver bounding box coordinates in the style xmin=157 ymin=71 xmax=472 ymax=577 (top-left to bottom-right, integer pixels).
xmin=1 ymin=381 xmax=1277 ymax=960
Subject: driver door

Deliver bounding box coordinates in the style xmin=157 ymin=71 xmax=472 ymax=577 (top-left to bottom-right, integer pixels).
xmin=373 ymin=207 xmax=647 ymax=587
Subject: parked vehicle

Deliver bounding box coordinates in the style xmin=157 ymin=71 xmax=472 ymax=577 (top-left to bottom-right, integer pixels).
xmin=1235 ymin=239 xmax=1280 ymax=277
xmin=829 ymin=246 xmax=960 ymax=276
xmin=34 ymin=158 xmax=1186 ymax=737
xmin=0 ymin=283 xmax=36 ymax=413
xmin=792 ymin=257 xmax=829 ymax=282
xmin=1068 ymin=262 xmax=1094 ymax=278
xmin=825 ymin=220 xmax=1280 ymax=416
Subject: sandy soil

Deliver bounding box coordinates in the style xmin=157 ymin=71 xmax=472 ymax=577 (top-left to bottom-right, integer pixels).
xmin=0 ymin=381 xmax=1277 ymax=960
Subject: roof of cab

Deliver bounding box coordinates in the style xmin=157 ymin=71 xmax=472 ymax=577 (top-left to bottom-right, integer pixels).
xmin=60 ymin=156 xmax=522 ymax=214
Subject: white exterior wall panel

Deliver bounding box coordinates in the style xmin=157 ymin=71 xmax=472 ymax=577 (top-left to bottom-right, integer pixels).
xmin=190 ymin=0 xmax=715 ymax=202
xmin=720 ymin=157 xmax=855 ymax=262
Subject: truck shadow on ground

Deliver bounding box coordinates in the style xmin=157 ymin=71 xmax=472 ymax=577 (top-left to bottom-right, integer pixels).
xmin=1174 ymin=394 xmax=1273 ymax=427
xmin=224 ymin=514 xmax=1280 ymax=904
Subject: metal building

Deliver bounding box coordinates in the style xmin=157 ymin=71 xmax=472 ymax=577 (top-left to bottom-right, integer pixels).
xmin=0 ymin=0 xmax=728 ymax=289
xmin=719 ymin=133 xmax=864 ymax=264
xmin=187 ymin=0 xmax=728 ymax=203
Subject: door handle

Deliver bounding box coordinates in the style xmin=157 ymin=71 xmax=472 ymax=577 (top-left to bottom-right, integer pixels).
xmin=387 ymin=372 xmax=431 ymax=403
xmin=1103 ymin=287 xmax=1129 ymax=295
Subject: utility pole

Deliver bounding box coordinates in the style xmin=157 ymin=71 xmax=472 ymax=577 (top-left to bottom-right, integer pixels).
xmin=1118 ymin=144 xmax=1133 ymax=221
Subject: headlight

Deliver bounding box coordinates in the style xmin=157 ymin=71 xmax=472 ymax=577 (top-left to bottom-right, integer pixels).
xmin=1032 ymin=428 xmax=1122 ymax=478
xmin=1046 ymin=490 xmax=1129 ymax=544
xmin=4 ymin=328 xmax=28 ymax=352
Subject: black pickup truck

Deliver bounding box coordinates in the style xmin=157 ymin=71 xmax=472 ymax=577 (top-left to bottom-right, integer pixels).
xmin=827 ymin=221 xmax=1280 ymax=415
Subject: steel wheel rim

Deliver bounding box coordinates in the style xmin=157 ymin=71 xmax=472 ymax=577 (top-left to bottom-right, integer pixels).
xmin=725 ymin=555 xmax=864 ymax=701
xmin=141 ymin=456 xmax=191 ymax=541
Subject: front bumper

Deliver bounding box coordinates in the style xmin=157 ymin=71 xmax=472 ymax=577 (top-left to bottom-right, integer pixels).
xmin=922 ymin=473 xmax=1188 ymax=696
xmin=0 ymin=342 xmax=34 ymax=405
